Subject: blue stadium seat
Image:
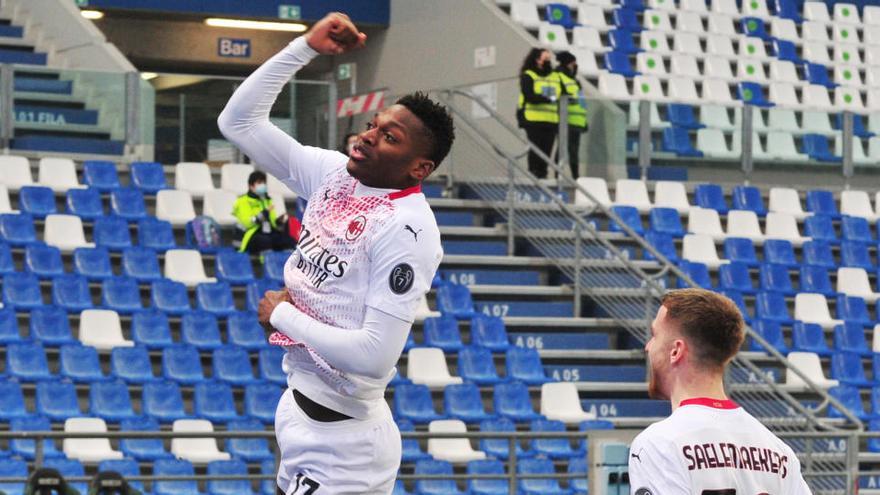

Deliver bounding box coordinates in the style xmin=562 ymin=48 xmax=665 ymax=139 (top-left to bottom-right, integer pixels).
xmin=228 ymin=312 xmax=268 ymax=350
xmin=397 ymin=418 xmax=431 ymax=462
xmin=7 ymin=341 xmax=52 ymax=381
xmin=611 ymin=11 xmax=642 ymax=32
xmin=181 ymin=311 xmax=223 ymax=349
xmin=834 ymin=113 xmax=874 ymax=138
xmin=0 ymin=307 xmax=22 ymax=344
xmin=470 ymin=314 xmax=509 ymax=351
xmin=98 ymin=459 xmax=144 ymax=492
xmin=518 ymin=457 xmax=573 ymax=495
xmin=0 ymin=241 xmax=12 ymax=275
xmin=666 ymin=104 xmax=703 ymax=129
xmin=258 ymin=347 xmax=286 ymax=385
xmin=458 ymin=345 xmax=503 ymax=384
xmin=111 ymin=345 xmax=156 ymax=383
xmin=831 ymin=353 xmax=874 ymax=388
xmin=568 ymin=457 xmax=589 ymax=495
xmin=738 ymin=82 xmax=773 ymax=107
xmin=799 ymin=265 xmax=835 ymax=296
xmin=60 ymin=344 xmax=105 ymax=382
xmin=755 ymin=291 xmax=794 ymax=325
xmin=121 ymin=247 xmax=161 ymax=281
xmin=73 ymin=246 xmax=113 ymax=279
xmin=649 ymin=207 xmax=684 ymax=237
xmin=393 ymin=479 xmax=413 ymax=495
xmin=694 ymin=184 xmax=728 ymax=214
xmin=30 ymin=306 xmax=76 ymax=346
xmin=445 ymin=382 xmax=495 ymax=423
xmin=436 ymin=283 xmax=476 ymax=319
xmin=0 ymin=212 xmax=37 ymax=245
xmin=662 ymin=127 xmax=703 ymax=157
xmin=262 ymin=250 xmax=292 ymax=283
xmin=196 ymin=281 xmax=237 ymax=316
xmin=130 ymin=161 xmax=168 ymax=193
xmin=545 ymin=3 xmax=578 ymax=29
xmin=772 ymin=38 xmax=803 ymax=64
xmin=245 ymin=382 xmax=283 ymax=424
xmin=732 ymin=185 xmax=768 ymax=216
xmin=869 ymin=419 xmax=880 ymax=453
xmin=151 ymin=278 xmax=192 ymax=315
xmin=792 ymin=322 xmax=833 ymax=357
xmin=261 ymin=459 xmax=277 ymax=495
xmin=530 ymin=419 xmax=577 ymax=459
xmin=65 ymin=187 xmax=103 ymax=220
xmin=110 ymin=187 xmax=148 ymax=220
xmin=806 ymin=190 xmax=841 ymax=219
xmin=195 ymin=380 xmax=241 ymax=423
xmin=467 ymin=459 xmax=508 ymax=495
xmin=643 ymin=231 xmax=678 ymax=263
xmin=35 ymin=379 xmax=81 ymax=420
xmin=749 ymin=320 xmax=789 ymax=354
xmin=208 ymin=459 xmax=256 ymax=495
xmin=10 ymin=416 xmax=63 ymax=460
xmin=843 ymin=216 xmax=875 ymax=243
xmin=25 ymin=243 xmax=64 ymax=278
xmin=834 ymin=322 xmax=873 ymax=357
xmin=836 ymin=295 xmax=873 ymax=327
xmin=415 ymin=459 xmax=467 ymax=495
xmin=43 ymin=458 xmax=88 ymax=495
xmin=804 ymin=63 xmax=837 ymax=89
xmin=143 ymin=380 xmax=189 ymax=423
xmin=609 ymin=205 xmax=643 ymax=235
xmin=393 ymin=383 xmax=446 ymax=424
xmin=162 ymin=344 xmax=205 ymax=384
xmin=213 ymin=345 xmax=257 ymax=385
xmin=759 ymin=263 xmax=795 ymax=295
xmin=226 ymin=418 xmax=273 ymax=462
xmin=102 ymin=275 xmax=143 ymax=313
xmin=772 ymin=0 xmax=802 ymax=21
xmin=841 ymin=240 xmax=875 ymax=270
xmin=759 ymin=240 xmax=794 ymax=268
xmin=131 ymin=309 xmax=174 ymax=348
xmin=605 ymin=50 xmax=639 ymax=78
xmin=677 ymin=261 xmax=712 ymax=289
xmin=0 ymin=458 xmax=27 ymax=495
xmin=94 ymin=215 xmax=132 ymax=250
xmin=52 ymin=273 xmax=92 ymax=312
xmin=138 ymin=217 xmax=176 ymax=251
xmin=718 ymin=262 xmax=755 ymax=294
xmin=0 ymin=379 xmax=30 ymax=420
xmin=506 ymin=347 xmax=550 ymax=385
xmin=479 ymin=417 xmax=533 ymax=460
xmin=423 ymin=315 xmax=464 ymax=351
xmin=494 ymin=381 xmax=543 ymax=422
xmin=19 ymin=185 xmax=56 ymax=217
xmin=83 ymin=160 xmax=121 ymax=192
xmin=804 ymin=215 xmax=839 ymax=244
xmin=741 ymin=17 xmax=770 ymax=40
xmin=802 ymin=240 xmax=836 ymax=269
xmin=90 ymin=379 xmax=137 ymax=421
xmin=620 ymin=0 xmax=644 ymax=10
xmin=3 ymin=272 xmax=43 ymax=309
xmin=153 ymin=458 xmax=200 ymax=495
xmin=216 ymin=249 xmax=255 ymax=285
xmin=246 ymin=278 xmax=282 ymax=312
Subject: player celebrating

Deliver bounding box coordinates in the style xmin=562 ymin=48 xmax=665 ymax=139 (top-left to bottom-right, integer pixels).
xmin=629 ymin=288 xmax=811 ymax=495
xmin=218 ymin=12 xmax=453 ymax=495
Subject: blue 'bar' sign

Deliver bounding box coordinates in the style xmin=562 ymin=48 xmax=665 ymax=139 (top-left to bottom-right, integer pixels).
xmin=218 ymin=38 xmax=251 ymax=58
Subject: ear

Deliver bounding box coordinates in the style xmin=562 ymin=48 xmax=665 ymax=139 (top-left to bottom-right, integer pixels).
xmin=410 ymin=159 xmax=436 ymax=181
xmin=670 ymin=339 xmax=686 ymax=366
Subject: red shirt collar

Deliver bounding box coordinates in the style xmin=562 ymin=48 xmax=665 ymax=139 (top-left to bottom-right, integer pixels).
xmin=679 ymin=397 xmax=740 ymax=409
xmin=388 ymin=184 xmax=422 ymax=200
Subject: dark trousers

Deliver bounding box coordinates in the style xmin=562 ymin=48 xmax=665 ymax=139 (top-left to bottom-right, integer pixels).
xmin=247 ymin=230 xmax=296 ymax=254
xmin=565 ymin=126 xmax=586 ymax=179
xmin=523 ymin=125 xmax=557 ymax=179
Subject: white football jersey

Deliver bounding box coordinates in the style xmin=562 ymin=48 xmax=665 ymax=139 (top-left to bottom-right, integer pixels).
xmin=628 ymin=398 xmax=812 ymax=495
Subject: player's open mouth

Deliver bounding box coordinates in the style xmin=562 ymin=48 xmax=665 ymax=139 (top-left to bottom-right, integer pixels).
xmin=350 ymin=144 xmax=368 ymax=161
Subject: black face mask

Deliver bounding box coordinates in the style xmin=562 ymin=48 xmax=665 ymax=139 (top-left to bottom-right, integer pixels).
xmin=536 ymin=61 xmax=552 ymax=75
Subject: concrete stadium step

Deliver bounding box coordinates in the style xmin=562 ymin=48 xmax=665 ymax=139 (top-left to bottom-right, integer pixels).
xmin=15 ymin=92 xmax=87 ymax=108
xmin=0 ymin=47 xmax=46 ymax=65
xmin=0 ymin=35 xmax=34 ymax=49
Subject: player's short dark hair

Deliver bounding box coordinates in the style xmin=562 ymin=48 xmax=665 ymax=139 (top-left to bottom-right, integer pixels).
xmin=248 ymin=171 xmax=267 ymax=186
xmin=660 ymin=288 xmax=745 ymax=370
xmin=396 ymin=92 xmax=455 ymax=168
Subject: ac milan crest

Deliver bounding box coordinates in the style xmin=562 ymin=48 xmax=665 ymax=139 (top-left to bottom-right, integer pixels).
xmin=346 ymin=215 xmax=367 ymax=241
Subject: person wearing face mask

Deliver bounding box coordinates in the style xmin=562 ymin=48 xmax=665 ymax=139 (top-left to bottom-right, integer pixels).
xmin=554 ymin=51 xmax=588 ymax=179
xmin=232 ymin=170 xmax=297 ymax=254
xmin=517 ymin=48 xmax=561 ymax=178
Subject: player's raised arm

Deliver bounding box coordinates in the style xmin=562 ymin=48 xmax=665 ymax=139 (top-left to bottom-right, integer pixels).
xmin=217 ymin=13 xmax=366 ymax=198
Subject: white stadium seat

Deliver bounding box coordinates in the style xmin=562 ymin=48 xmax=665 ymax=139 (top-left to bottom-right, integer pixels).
xmin=840 ymin=190 xmax=878 ymax=221
xmin=680 ymin=0 xmax=708 ymax=13
xmin=768 ymin=83 xmax=800 ymax=108
xmin=794 ymin=293 xmax=843 ymax=330
xmin=803 ymin=1 xmax=831 ymax=22
xmin=835 ymin=88 xmax=864 ymax=113
xmin=707 ymin=13 xmax=737 ymax=37
xmin=833 ymin=24 xmax=860 ymax=44
xmin=801 ymin=110 xmax=834 ymax=135
xmin=726 ymin=210 xmax=765 ymax=244
xmin=598 ymin=72 xmax=631 ymax=100
xmin=866 ymin=26 xmax=880 ymax=46
xmin=577 ymin=5 xmax=610 ymax=30
xmin=670 ymin=54 xmax=700 ymax=79
xmin=614 ymin=179 xmax=652 ymax=212
xmin=63 ymin=417 xmax=124 ymax=463
xmin=770 ymin=18 xmax=799 ymax=41
xmin=673 ymin=32 xmax=703 ymax=56
xmin=654 ymin=181 xmax=692 ymax=214
xmin=572 ymin=48 xmax=602 ymax=76
xmin=833 ymin=2 xmax=861 ymax=23
xmin=174 ymin=162 xmax=215 ymax=198
xmin=768 ymin=187 xmax=811 ymax=220
xmin=711 ymin=0 xmax=738 ymax=16
xmin=801 ymin=85 xmax=833 ymax=112
xmin=802 ymin=21 xmax=830 ymax=42
xmin=0 ymin=155 xmax=33 ymax=191
xmin=668 ymin=77 xmax=701 ymax=104
xmin=766 ymin=132 xmax=807 ymax=162
xmin=270 ymin=193 xmax=287 ymax=219
xmin=707 ymin=35 xmax=736 ymax=58
xmin=44 ymin=214 xmax=93 ymax=252
xmin=156 ymin=189 xmax=196 ymax=226
xmin=267 ymin=173 xmax=297 ymax=199
xmin=575 ymin=177 xmax=612 ymax=208
xmin=171 ymin=419 xmax=232 ymax=463
xmin=834 ymin=136 xmax=871 ymax=165
xmin=637 ymin=53 xmax=667 ymax=76
xmin=731 ymin=131 xmax=772 ymax=160
xmin=415 ymin=295 xmax=441 ymax=323
xmin=628 ymin=101 xmax=668 ymax=128
xmin=641 ymin=30 xmax=671 ymax=53
xmin=540 ymin=382 xmax=596 ymax=424
xmin=79 ymin=309 xmax=133 ymax=350
xmin=688 ymin=208 xmax=726 ymax=241
xmin=572 ymin=26 xmax=604 ymax=51
xmin=737 ymin=59 xmax=767 ymax=83
xmin=769 ymin=61 xmax=801 ymax=85
xmin=427 ymin=420 xmax=487 ymax=463
xmin=538 ymin=22 xmax=569 ymax=50
xmin=0 ymin=185 xmax=12 ymax=213
xmin=703 ymin=79 xmax=735 ymax=104
xmin=406 ymin=347 xmax=462 ymax=388
xmin=834 ymin=44 xmax=862 ymax=66
xmin=785 ymin=352 xmax=838 ymax=390
xmin=700 ymin=105 xmax=735 ymax=130
xmin=705 ymin=57 xmax=735 ymax=81
xmin=733 ymin=107 xmax=767 ymax=131
xmin=632 ymin=74 xmax=665 ymax=101
xmin=164 ymin=249 xmax=216 ymax=287
xmin=676 ymin=11 xmax=704 ymax=33
xmin=866 ymin=5 xmax=880 ymax=25
xmin=741 ymin=0 xmax=770 ymax=17
xmin=697 ymin=128 xmax=738 ymax=159
xmin=837 ymin=267 xmax=880 ymax=303
xmin=38 ymin=157 xmax=82 ymax=192
xmin=643 ymin=9 xmax=673 ymax=31
xmin=738 ymin=37 xmax=768 ymax=60
xmin=202 ymin=189 xmax=238 ymax=226
xmin=873 ymin=324 xmax=880 ymax=353
xmin=802 ymin=42 xmax=832 ymax=65
xmin=765 ymin=211 xmax=809 ymax=246
xmin=648 ymin=0 xmax=675 ymax=11
xmin=767 ymin=109 xmax=801 ymax=134
xmin=219 ymin=163 xmax=254 ymax=194
xmin=870 ymin=138 xmax=880 ymax=161
xmin=510 ymin=1 xmax=541 ymax=29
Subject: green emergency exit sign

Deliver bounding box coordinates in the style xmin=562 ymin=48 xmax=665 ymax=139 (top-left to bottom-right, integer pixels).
xmin=278 ymin=5 xmax=301 ymax=20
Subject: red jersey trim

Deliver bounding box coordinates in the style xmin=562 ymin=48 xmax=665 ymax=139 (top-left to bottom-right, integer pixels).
xmin=679 ymin=397 xmax=739 ymax=409
xmin=388 ymin=184 xmax=422 ymax=200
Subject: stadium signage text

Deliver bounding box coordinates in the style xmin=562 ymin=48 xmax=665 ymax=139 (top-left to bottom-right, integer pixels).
xmin=218 ymin=38 xmax=252 ymax=58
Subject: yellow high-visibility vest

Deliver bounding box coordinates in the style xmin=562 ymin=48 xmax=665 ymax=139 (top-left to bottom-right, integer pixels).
xmin=518 ymin=69 xmax=562 ymax=124
xmin=557 ymin=71 xmax=588 ymax=128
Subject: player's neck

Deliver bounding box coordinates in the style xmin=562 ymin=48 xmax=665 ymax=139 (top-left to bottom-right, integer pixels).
xmin=669 ymin=370 xmax=728 ymax=412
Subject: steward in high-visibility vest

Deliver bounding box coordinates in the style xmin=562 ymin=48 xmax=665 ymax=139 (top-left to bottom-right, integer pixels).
xmin=232 ymin=170 xmax=296 ymax=254
xmin=518 ymin=68 xmax=563 ymax=125
xmin=555 ymin=51 xmax=588 ymax=178
xmin=517 ymin=48 xmax=560 ymax=178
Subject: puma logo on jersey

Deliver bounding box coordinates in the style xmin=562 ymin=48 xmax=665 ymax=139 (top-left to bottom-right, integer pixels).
xmin=404 ymin=224 xmax=422 ymax=241
xmin=631 ymin=449 xmax=644 ymax=462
